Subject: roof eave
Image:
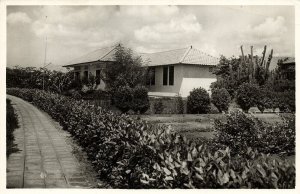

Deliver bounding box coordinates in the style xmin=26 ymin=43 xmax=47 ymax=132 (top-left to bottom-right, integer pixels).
xmin=62 ymin=60 xmax=115 ymax=68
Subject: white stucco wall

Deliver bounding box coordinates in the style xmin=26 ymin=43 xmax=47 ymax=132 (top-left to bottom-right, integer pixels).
xmin=179 ymin=78 xmax=217 ymax=97
xmin=148 ymin=64 xmax=216 ymax=97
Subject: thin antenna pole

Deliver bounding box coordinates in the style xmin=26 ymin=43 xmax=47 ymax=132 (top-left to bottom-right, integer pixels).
xmin=43 ymin=16 xmax=48 ymax=90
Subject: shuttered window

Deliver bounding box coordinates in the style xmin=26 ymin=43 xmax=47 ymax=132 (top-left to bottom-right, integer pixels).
xmin=163 ymin=66 xmax=168 ymax=85
xmin=96 ymin=70 xmax=101 ymax=84
xmin=169 ymin=66 xmax=174 ymax=86
xmin=163 ymin=65 xmax=174 ymax=86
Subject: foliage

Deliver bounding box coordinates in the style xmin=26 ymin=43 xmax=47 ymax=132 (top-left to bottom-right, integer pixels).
xmin=236 ymin=83 xmax=260 ymax=113
xmin=6 ymin=99 xmax=19 ymax=157
xmin=6 ymin=67 xmax=77 ymax=93
xmin=174 ymin=95 xmax=184 ymax=114
xmin=276 ymin=91 xmax=295 ymax=113
xmin=210 ymin=79 xmax=236 ymax=98
xmin=131 ymin=86 xmax=150 ymax=114
xmin=154 ymin=99 xmax=164 ymax=114
xmin=7 ymin=88 xmax=295 ymax=188
xmin=187 ymin=87 xmax=210 ymax=114
xmin=211 ymin=88 xmax=231 ymax=113
xmin=104 ymin=44 xmax=147 ymax=92
xmin=214 ymin=110 xmax=295 ymax=156
xmin=256 ymin=87 xmax=273 ymax=113
xmin=113 ymin=86 xmax=133 ymax=113
xmin=113 ymin=86 xmax=150 ymax=114
xmin=82 ymin=72 xmax=98 ymax=91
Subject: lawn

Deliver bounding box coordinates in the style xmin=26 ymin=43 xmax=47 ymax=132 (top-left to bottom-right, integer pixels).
xmin=139 ymin=113 xmax=289 ymax=141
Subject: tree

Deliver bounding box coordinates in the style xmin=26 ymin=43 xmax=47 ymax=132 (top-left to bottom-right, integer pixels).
xmin=104 ymin=44 xmax=147 ymax=92
xmin=211 ymin=88 xmax=231 ymax=113
xmin=236 ymin=83 xmax=260 ymax=113
xmin=256 ymin=86 xmax=273 ymax=113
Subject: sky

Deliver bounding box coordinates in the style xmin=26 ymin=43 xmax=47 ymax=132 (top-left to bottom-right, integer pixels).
xmin=6 ymin=5 xmax=295 ymax=70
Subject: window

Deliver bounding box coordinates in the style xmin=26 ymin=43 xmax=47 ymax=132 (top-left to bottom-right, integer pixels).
xmin=169 ymin=66 xmax=174 ymax=86
xmin=163 ymin=66 xmax=168 ymax=85
xmin=84 ymin=66 xmax=88 ymax=70
xmin=163 ymin=65 xmax=174 ymax=86
xmin=209 ymin=67 xmax=213 ymax=72
xmin=147 ymin=67 xmax=155 ymax=86
xmin=74 ymin=72 xmax=80 ymax=80
xmin=74 ymin=66 xmax=81 ymax=71
xmin=84 ymin=71 xmax=88 ymax=79
xmin=96 ymin=70 xmax=101 ymax=85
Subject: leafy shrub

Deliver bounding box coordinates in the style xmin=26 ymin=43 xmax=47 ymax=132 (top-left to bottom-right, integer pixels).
xmin=7 ymin=88 xmax=295 ymax=188
xmin=214 ymin=110 xmax=295 ymax=156
xmin=187 ymin=87 xmax=210 ymax=114
xmin=131 ymin=86 xmax=150 ymax=114
xmin=113 ymin=86 xmax=150 ymax=114
xmin=236 ymin=83 xmax=260 ymax=113
xmin=154 ymin=99 xmax=164 ymax=114
xmin=214 ymin=110 xmax=263 ymax=156
xmin=211 ymin=88 xmax=231 ymax=113
xmin=174 ymin=95 xmax=184 ymax=114
xmin=277 ymin=91 xmax=295 ymax=112
xmin=260 ymin=115 xmax=295 ymax=155
xmin=113 ymin=86 xmax=133 ymax=113
xmin=256 ymin=87 xmax=273 ymax=113
xmin=6 ymin=99 xmax=19 ymax=157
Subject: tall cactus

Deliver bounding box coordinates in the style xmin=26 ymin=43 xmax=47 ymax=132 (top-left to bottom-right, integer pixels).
xmin=238 ymin=45 xmax=273 ymax=85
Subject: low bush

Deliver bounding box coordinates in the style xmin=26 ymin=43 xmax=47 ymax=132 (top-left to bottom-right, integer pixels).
xmin=154 ymin=99 xmax=164 ymax=114
xmin=211 ymin=88 xmax=231 ymax=113
xmin=236 ymin=83 xmax=260 ymax=113
xmin=6 ymin=99 xmax=19 ymax=157
xmin=256 ymin=87 xmax=273 ymax=113
xmin=187 ymin=87 xmax=210 ymax=114
xmin=214 ymin=110 xmax=295 ymax=156
xmin=113 ymin=86 xmax=149 ymax=114
xmin=113 ymin=86 xmax=133 ymax=113
xmin=277 ymin=91 xmax=295 ymax=113
xmin=174 ymin=95 xmax=184 ymax=114
xmin=131 ymin=86 xmax=150 ymax=114
xmin=7 ymin=88 xmax=295 ymax=188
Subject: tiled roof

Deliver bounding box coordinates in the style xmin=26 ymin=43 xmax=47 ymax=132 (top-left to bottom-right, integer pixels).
xmin=63 ymin=45 xmax=117 ymax=67
xmin=63 ymin=45 xmax=219 ymax=67
xmin=141 ymin=46 xmax=219 ymax=66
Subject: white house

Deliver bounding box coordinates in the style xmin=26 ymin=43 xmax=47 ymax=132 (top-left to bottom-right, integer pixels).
xmin=63 ymin=45 xmax=219 ymax=97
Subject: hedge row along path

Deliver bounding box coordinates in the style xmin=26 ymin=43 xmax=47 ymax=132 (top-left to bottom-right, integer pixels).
xmin=6 ymin=95 xmax=93 ymax=188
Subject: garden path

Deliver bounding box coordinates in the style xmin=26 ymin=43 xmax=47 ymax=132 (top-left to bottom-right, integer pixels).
xmin=6 ymin=95 xmax=92 ymax=188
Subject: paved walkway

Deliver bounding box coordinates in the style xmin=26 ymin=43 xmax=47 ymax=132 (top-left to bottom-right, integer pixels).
xmin=6 ymin=95 xmax=90 ymax=188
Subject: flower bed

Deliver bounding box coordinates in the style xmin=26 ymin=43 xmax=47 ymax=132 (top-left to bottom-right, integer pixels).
xmin=7 ymin=88 xmax=295 ymax=188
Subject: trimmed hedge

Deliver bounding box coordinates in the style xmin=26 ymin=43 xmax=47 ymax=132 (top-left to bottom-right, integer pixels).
xmin=7 ymin=88 xmax=295 ymax=188
xmin=6 ymin=99 xmax=19 ymax=157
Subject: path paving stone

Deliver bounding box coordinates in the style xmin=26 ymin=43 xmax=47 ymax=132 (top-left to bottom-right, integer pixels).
xmin=6 ymin=95 xmax=91 ymax=188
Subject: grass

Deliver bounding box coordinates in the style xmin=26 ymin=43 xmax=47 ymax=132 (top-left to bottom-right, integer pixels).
xmin=139 ymin=113 xmax=288 ymax=141
xmin=6 ymin=99 xmax=19 ymax=157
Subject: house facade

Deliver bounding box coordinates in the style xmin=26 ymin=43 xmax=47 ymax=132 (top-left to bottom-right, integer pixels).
xmin=63 ymin=45 xmax=219 ymax=97
xmin=140 ymin=46 xmax=218 ymax=97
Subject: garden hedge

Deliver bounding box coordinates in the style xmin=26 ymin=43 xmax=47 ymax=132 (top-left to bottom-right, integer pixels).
xmin=7 ymin=88 xmax=295 ymax=188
